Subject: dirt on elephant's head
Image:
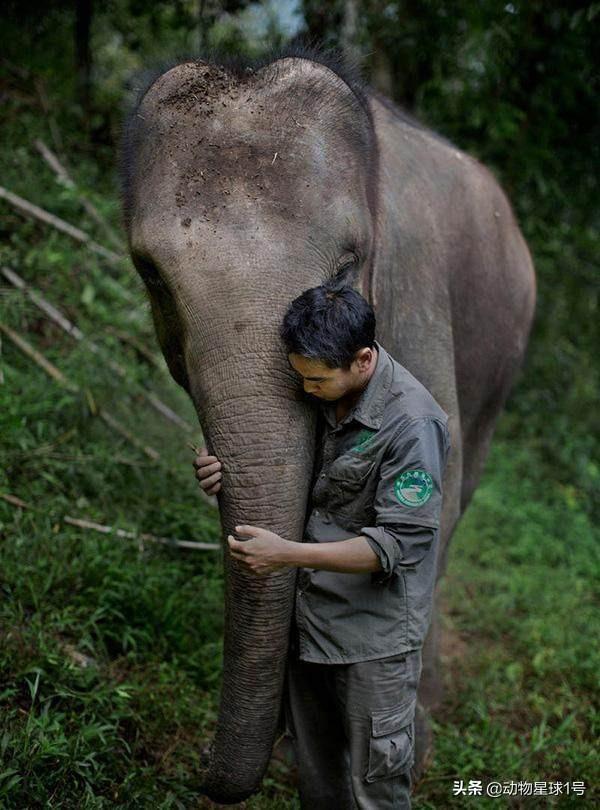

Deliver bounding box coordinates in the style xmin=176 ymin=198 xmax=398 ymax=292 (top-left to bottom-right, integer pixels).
xmin=157 ymin=62 xmax=243 ymax=117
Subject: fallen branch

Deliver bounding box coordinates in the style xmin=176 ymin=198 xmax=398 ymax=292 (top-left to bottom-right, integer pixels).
xmin=3 ymin=450 xmax=154 ymax=468
xmin=105 ymin=326 xmax=163 ymax=371
xmin=33 ymin=139 xmax=71 ymax=186
xmin=1 ymin=266 xmax=84 ymax=339
xmin=143 ymin=392 xmax=192 ymax=432
xmin=1 ymin=266 xmax=194 ymax=433
xmin=0 ymin=497 xmax=219 ymax=551
xmin=97 ymin=410 xmax=160 ymax=461
xmin=0 ymin=185 xmax=123 ymax=266
xmin=0 ymin=320 xmax=77 ymax=391
xmin=34 ymin=139 xmax=124 ymax=252
xmin=0 ymin=492 xmax=31 ymax=509
xmin=33 ymin=76 xmax=64 ymax=156
xmin=63 ymin=516 xmax=220 ymax=551
xmin=0 ymin=320 xmax=160 ymax=461
xmin=2 ymin=427 xmax=78 ymax=461
xmin=92 ymin=271 xmax=139 ymax=306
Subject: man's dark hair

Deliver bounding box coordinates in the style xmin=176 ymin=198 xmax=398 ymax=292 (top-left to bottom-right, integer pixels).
xmin=280 ymin=281 xmax=376 ymax=371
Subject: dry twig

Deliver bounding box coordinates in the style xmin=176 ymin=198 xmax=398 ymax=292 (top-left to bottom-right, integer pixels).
xmin=1 ymin=266 xmax=193 ymax=433
xmin=63 ymin=515 xmax=220 ymax=551
xmin=0 ymin=320 xmax=77 ymax=391
xmin=34 ymin=139 xmax=124 ymax=252
xmin=0 ymin=185 xmax=123 ymax=266
xmin=0 ymin=320 xmax=160 ymax=461
xmin=0 ymin=492 xmax=31 ymax=509
xmin=104 ymin=326 xmax=163 ymax=370
xmin=0 ymin=496 xmax=219 ymax=551
xmin=33 ymin=77 xmax=64 ymax=156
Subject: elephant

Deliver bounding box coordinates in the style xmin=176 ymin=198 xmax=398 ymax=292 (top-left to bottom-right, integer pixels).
xmin=119 ymin=42 xmax=536 ymax=804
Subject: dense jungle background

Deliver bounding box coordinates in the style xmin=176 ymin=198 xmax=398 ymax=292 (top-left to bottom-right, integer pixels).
xmin=0 ymin=1 xmax=598 ymax=807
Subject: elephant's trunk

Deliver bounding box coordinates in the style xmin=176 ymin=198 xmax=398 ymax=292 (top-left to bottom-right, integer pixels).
xmin=189 ymin=348 xmax=315 ymax=803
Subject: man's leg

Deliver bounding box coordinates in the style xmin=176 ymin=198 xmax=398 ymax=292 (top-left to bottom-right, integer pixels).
xmin=334 ymin=649 xmax=423 ymax=809
xmin=285 ymin=650 xmax=354 ymax=809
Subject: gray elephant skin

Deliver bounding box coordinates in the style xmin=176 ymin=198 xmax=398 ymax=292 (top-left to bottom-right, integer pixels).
xmin=120 ymin=44 xmax=536 ymax=804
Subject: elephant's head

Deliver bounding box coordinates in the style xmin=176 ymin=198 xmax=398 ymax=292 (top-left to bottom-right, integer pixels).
xmin=120 ymin=48 xmax=379 ymax=803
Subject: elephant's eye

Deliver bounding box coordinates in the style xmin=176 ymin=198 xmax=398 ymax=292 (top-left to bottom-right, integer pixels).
xmin=335 ymin=251 xmax=360 ymax=277
xmin=133 ymin=255 xmax=167 ymax=291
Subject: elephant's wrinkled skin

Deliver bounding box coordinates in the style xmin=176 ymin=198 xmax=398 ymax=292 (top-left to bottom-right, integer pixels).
xmin=120 ymin=46 xmax=535 ymax=804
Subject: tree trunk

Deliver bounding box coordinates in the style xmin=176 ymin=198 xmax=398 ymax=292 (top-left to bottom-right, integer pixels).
xmin=75 ymin=0 xmax=93 ymax=117
xmin=75 ymin=0 xmax=93 ymax=119
xmin=341 ymin=0 xmax=362 ymax=67
xmin=370 ymin=35 xmax=394 ymax=98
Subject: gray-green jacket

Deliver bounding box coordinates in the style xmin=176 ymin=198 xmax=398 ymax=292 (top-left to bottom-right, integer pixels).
xmin=294 ymin=340 xmax=451 ymax=664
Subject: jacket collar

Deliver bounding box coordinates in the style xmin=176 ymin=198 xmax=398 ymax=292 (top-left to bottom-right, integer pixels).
xmin=322 ymin=340 xmax=393 ymax=430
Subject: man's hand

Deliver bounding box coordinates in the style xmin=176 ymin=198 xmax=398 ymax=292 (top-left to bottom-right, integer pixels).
xmin=192 ymin=445 xmax=222 ymax=495
xmin=227 ymin=525 xmax=295 ymax=576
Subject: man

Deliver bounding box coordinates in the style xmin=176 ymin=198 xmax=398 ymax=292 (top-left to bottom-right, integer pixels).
xmin=193 ymin=281 xmax=450 ymax=808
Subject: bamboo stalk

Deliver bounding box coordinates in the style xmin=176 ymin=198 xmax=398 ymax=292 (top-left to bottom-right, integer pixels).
xmin=98 ymin=410 xmax=160 ymax=461
xmin=34 ymin=139 xmax=124 ymax=252
xmin=104 ymin=326 xmax=163 ymax=370
xmin=144 ymin=392 xmax=192 ymax=431
xmin=0 ymin=320 xmax=78 ymax=391
xmin=4 ymin=427 xmax=79 ymax=459
xmin=33 ymin=77 xmax=64 ymax=156
xmin=34 ymin=139 xmax=70 ymax=186
xmin=63 ymin=516 xmax=220 ymax=551
xmin=3 ymin=451 xmax=153 ymax=468
xmin=93 ymin=271 xmax=138 ymax=305
xmin=1 ymin=266 xmax=194 ymax=433
xmin=1 ymin=266 xmax=84 ymax=339
xmin=0 ymin=493 xmax=31 ymax=509
xmin=0 ymin=498 xmax=219 ymax=550
xmin=0 ymin=320 xmax=161 ymax=461
xmin=0 ymin=185 xmax=123 ymax=266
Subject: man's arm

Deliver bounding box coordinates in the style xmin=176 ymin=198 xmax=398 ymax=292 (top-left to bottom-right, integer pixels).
xmin=285 ymin=536 xmax=382 ymax=573
xmin=228 ymin=416 xmax=450 ymax=578
xmin=228 ymin=528 xmax=382 ymax=575
xmin=359 ymin=416 xmax=450 ymax=583
xmin=194 ymin=439 xmax=382 ymax=574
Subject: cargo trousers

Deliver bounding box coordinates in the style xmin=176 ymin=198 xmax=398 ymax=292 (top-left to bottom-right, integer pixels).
xmin=284 ymin=645 xmax=423 ymax=809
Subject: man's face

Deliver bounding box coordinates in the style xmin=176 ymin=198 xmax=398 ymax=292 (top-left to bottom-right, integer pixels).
xmin=288 ymin=349 xmax=373 ymax=402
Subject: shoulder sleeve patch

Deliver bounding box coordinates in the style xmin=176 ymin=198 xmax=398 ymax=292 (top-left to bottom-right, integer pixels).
xmin=393 ymin=469 xmax=434 ymax=507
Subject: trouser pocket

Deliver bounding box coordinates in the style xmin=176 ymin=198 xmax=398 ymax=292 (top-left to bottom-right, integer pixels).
xmin=365 ymin=695 xmax=416 ymax=783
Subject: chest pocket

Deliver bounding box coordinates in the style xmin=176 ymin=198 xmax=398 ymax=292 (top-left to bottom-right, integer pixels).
xmin=328 ymin=456 xmax=375 ymax=493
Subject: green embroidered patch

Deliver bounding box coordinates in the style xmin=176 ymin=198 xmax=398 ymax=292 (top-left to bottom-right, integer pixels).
xmin=352 ymin=429 xmax=376 ymax=453
xmin=394 ymin=469 xmax=433 ymax=507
